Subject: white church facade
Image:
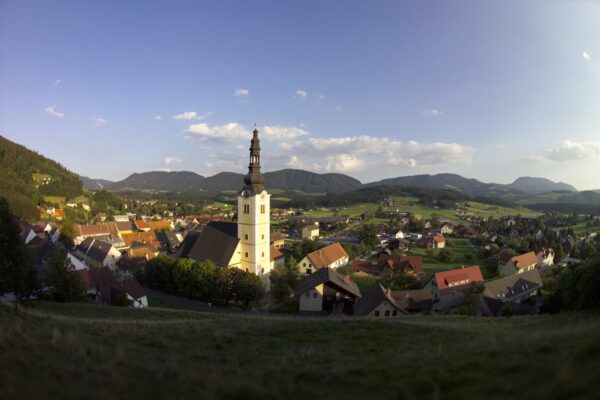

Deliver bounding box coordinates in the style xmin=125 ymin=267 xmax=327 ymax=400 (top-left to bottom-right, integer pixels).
xmin=176 ymin=127 xmax=281 ymax=289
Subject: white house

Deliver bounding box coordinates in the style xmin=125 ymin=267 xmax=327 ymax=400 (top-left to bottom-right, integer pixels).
xmin=297 ymin=242 xmax=349 ymax=275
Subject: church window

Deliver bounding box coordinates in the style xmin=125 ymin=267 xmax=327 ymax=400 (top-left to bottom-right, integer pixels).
xmin=262 ymin=252 xmax=264 ymax=257
xmin=260 ymin=205 xmax=265 ymax=214
xmin=245 ymin=252 xmax=248 ymax=258
xmin=261 ymin=234 xmax=264 ymax=239
xmin=244 ymin=204 xmax=250 ymax=214
xmin=261 ymin=268 xmax=264 ymax=274
xmin=244 ymin=234 xmax=248 ymax=240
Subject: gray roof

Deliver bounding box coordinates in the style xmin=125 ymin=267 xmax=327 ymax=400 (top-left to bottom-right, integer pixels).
xmin=391 ymin=288 xmax=433 ymax=311
xmin=157 ymin=230 xmax=181 ymax=248
xmin=176 ymin=221 xmax=239 ymax=267
xmin=294 ymin=267 xmax=361 ymax=299
xmin=483 ymin=269 xmax=543 ymax=302
xmin=79 ymin=238 xmax=115 ymax=263
xmin=354 ymin=283 xmax=406 ymax=316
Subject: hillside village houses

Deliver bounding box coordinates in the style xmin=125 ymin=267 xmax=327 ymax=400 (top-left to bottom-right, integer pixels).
xmin=302 ymin=223 xmax=320 ymax=240
xmin=298 ymin=242 xmax=349 ymax=275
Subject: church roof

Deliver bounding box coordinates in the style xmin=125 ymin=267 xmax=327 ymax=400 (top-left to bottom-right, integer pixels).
xmin=177 ymin=221 xmax=239 ymax=267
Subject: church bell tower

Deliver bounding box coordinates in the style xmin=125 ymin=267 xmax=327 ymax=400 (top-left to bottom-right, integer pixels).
xmin=237 ymin=126 xmax=271 ymax=287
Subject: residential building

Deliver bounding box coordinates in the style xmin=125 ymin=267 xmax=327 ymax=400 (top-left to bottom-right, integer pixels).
xmin=480 ymin=269 xmax=543 ymax=317
xmin=354 ymin=284 xmax=406 ymax=317
xmin=499 ymin=251 xmax=538 ymax=276
xmin=427 ymin=265 xmax=484 ymax=308
xmin=302 ymin=224 xmax=320 ymax=240
xmin=294 ymin=267 xmax=361 ymax=313
xmin=298 ymin=242 xmax=349 ymax=275
xmin=271 ymin=231 xmax=286 ymax=248
xmin=76 ymin=237 xmax=122 ymax=270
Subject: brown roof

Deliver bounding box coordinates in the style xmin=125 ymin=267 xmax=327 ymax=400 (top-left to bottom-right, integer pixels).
xmin=391 ymin=288 xmax=433 ymax=311
xmin=271 ymin=231 xmax=286 ymax=242
xmin=121 ymin=231 xmax=159 ymax=247
xmin=135 ymin=220 xmax=150 ymax=230
xmin=115 ymin=221 xmax=136 ymax=232
xmin=270 ymin=246 xmax=284 ymax=262
xmin=127 ymin=244 xmax=159 ymax=260
xmin=510 ymin=251 xmax=538 ymax=269
xmin=306 ymin=243 xmax=349 ymax=269
xmin=147 ymin=220 xmax=171 ymax=231
xmin=74 ymin=224 xmax=111 ymax=237
xmin=354 ymin=284 xmax=406 ymax=316
xmin=433 ymin=236 xmax=446 ymax=244
xmin=434 ymin=265 xmax=484 ymax=296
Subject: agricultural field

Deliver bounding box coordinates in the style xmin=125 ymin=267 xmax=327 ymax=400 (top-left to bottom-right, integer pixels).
xmin=2 ymin=301 xmax=600 ymax=399
xmin=462 ymin=201 xmax=541 ymax=219
xmin=42 ymin=195 xmax=89 ymax=208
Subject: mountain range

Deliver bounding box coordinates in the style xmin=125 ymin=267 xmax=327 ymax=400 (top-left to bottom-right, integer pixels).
xmin=81 ymin=170 xmax=578 ymax=198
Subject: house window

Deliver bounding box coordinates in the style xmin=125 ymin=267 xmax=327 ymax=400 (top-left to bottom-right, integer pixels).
xmin=306 ymin=269 xmax=311 ymax=274
xmin=312 ymin=291 xmax=318 ymax=298
xmin=305 ymin=292 xmax=310 ymax=298
xmin=392 ymin=310 xmax=398 ymax=316
xmin=374 ymin=311 xmax=380 ymax=317
xmin=384 ymin=310 xmax=390 ymax=317
xmin=303 ymin=263 xmax=306 ymax=267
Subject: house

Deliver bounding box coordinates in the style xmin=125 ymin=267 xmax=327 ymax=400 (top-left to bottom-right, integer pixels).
xmin=394 ymin=230 xmax=404 ymax=239
xmin=499 ymin=251 xmax=538 ymax=276
xmin=73 ymin=223 xmax=112 ymax=244
xmin=417 ymin=235 xmax=446 ymax=249
xmin=298 ymin=242 xmax=349 ymax=275
xmin=115 ymin=221 xmax=137 ymax=234
xmin=65 ymin=199 xmax=78 ymax=208
xmin=377 ymin=254 xmax=424 ymax=276
xmin=113 ymin=215 xmax=129 ymax=222
xmin=351 ymin=260 xmax=380 ymax=276
xmin=74 ymin=268 xmax=148 ymax=308
xmin=302 ymin=224 xmax=320 ymax=241
xmin=440 ymin=224 xmax=454 ymax=235
xmin=354 ymin=284 xmax=406 ymax=317
xmin=135 ymin=220 xmax=151 ymax=232
xmin=76 ymin=237 xmax=122 ymax=270
xmin=391 ymin=288 xmax=433 ymax=313
xmin=147 ymin=219 xmax=171 ymax=231
xmin=433 ymin=235 xmax=446 ymax=249
xmin=121 ymin=231 xmax=160 ymax=249
xmin=270 ymin=245 xmax=285 ymax=269
xmin=270 ymin=231 xmax=286 ymax=248
xmin=480 ymin=269 xmax=543 ymax=317
xmin=294 ymin=267 xmax=361 ymax=313
xmin=427 ymin=265 xmax=484 ymax=308
xmin=126 ymin=242 xmax=159 ymax=260
xmin=536 ymin=248 xmax=555 ymax=268
xmin=156 ymin=230 xmax=182 ymax=252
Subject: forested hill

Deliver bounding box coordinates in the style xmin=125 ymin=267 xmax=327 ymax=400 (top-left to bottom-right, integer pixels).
xmin=0 ymin=135 xmax=83 ymax=220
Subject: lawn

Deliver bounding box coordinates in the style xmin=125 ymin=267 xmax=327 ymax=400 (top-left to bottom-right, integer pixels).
xmin=2 ymin=301 xmax=600 ymax=399
xmin=463 ymin=201 xmax=541 ymax=219
xmin=408 ymin=239 xmax=485 ymax=278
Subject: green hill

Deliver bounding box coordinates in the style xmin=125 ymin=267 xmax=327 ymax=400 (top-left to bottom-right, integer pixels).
xmin=2 ymin=301 xmax=599 ymax=399
xmin=0 ymin=135 xmax=83 ymax=220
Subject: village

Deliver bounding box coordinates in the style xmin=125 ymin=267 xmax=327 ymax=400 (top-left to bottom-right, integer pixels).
xmin=17 ymin=130 xmax=600 ymax=317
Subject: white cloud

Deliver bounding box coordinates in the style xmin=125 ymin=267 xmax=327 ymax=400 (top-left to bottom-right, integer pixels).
xmin=422 ymin=108 xmax=444 ymax=116
xmin=185 ymin=122 xmax=250 ymax=143
xmin=165 ymin=156 xmax=184 ymax=165
xmin=262 ymin=125 xmax=310 ymax=140
xmin=52 ymin=79 xmax=62 ymax=86
xmin=93 ymin=117 xmax=107 ymax=126
xmin=335 ymin=105 xmax=343 ymax=112
xmin=316 ymin=93 xmax=325 ymax=103
xmin=295 ymin=90 xmax=307 ymax=99
xmin=284 ymin=135 xmax=475 ymax=173
xmin=234 ymin=88 xmax=249 ymax=97
xmin=525 ymin=140 xmax=600 ymax=163
xmin=154 ymin=115 xmax=162 ymax=121
xmin=45 ymin=106 xmax=64 ymax=118
xmin=583 ymin=51 xmax=591 ymax=61
xmin=173 ymin=111 xmax=213 ymax=121
xmin=173 ymin=111 xmax=198 ymax=120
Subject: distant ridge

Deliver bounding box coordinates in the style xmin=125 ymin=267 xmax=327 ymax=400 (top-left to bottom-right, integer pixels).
xmin=506 ymin=177 xmax=577 ymax=194
xmin=82 ymin=169 xmax=362 ymax=194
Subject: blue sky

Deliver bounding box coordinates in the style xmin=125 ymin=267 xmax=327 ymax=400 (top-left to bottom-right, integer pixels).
xmin=1 ymin=0 xmax=600 ymax=189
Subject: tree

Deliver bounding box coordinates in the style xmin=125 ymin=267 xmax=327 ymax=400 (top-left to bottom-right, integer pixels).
xmin=45 ymin=250 xmax=85 ymax=302
xmin=0 ymin=197 xmax=38 ymax=298
xmin=233 ymin=271 xmax=265 ymax=309
xmin=438 ymin=248 xmax=456 ymax=263
xmin=270 ymin=256 xmax=299 ymax=303
xmin=358 ymin=224 xmax=378 ymax=249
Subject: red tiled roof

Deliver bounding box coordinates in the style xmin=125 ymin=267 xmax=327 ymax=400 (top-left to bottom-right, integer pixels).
xmin=433 ymin=236 xmax=446 ymax=244
xmin=435 ymin=265 xmax=483 ymax=295
xmin=510 ymin=251 xmax=537 ymax=269
xmin=270 ymin=246 xmax=284 ymax=262
xmin=306 ymin=243 xmax=349 ymax=269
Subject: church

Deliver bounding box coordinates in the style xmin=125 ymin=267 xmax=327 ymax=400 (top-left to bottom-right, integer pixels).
xmin=176 ymin=127 xmax=284 ymax=289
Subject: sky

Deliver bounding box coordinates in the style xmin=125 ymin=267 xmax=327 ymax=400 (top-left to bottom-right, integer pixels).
xmin=1 ymin=0 xmax=600 ymax=189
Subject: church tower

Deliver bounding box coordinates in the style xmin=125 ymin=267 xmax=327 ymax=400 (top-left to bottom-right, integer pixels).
xmin=237 ymin=126 xmax=271 ymax=287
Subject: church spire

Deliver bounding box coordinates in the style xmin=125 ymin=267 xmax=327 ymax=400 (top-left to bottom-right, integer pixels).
xmin=243 ymin=125 xmax=265 ymax=193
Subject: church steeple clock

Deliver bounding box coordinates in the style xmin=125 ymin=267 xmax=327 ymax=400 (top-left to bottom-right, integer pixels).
xmin=237 ymin=126 xmax=271 ymax=288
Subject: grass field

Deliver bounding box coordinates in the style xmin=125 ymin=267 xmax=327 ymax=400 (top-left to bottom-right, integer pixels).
xmin=408 ymin=239 xmax=486 ymax=277
xmin=2 ymin=301 xmax=600 ymax=399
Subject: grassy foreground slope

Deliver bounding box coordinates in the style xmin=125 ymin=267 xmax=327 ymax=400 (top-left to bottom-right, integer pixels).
xmin=1 ymin=302 xmax=600 ymax=400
